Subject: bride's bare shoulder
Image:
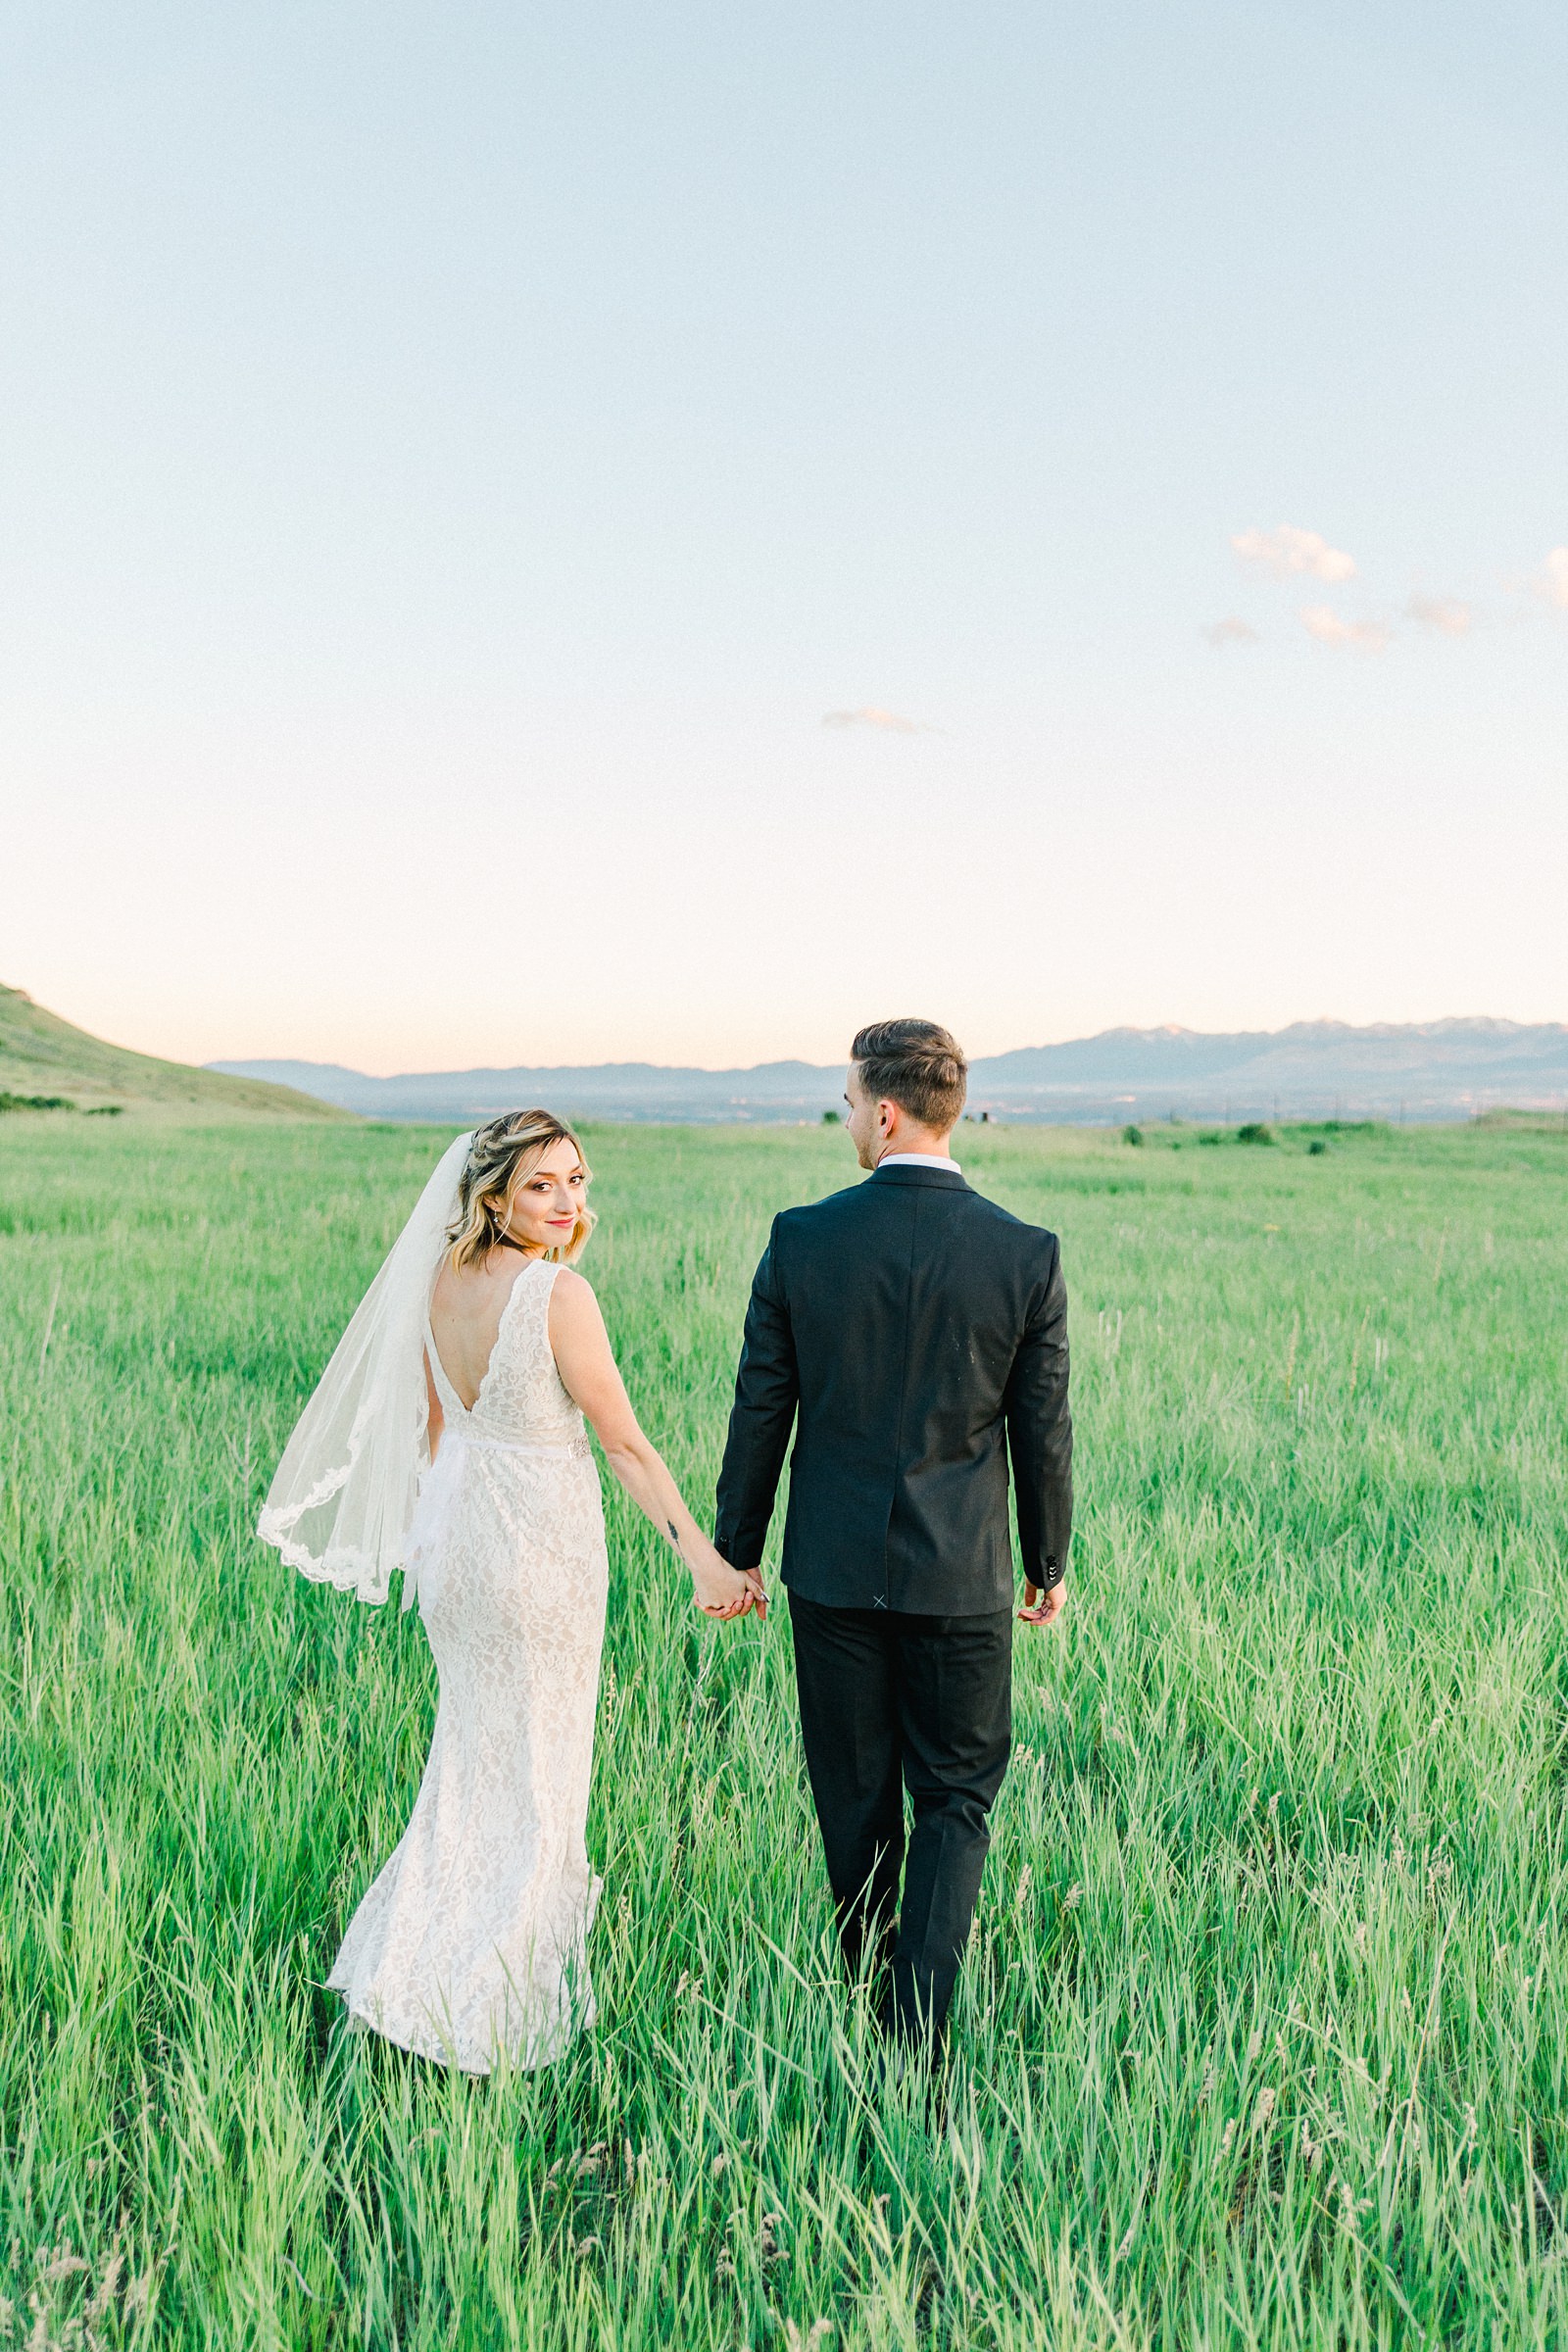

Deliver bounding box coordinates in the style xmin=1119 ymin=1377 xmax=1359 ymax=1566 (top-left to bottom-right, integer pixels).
xmin=549 ymin=1265 xmax=598 ymax=1310
xmin=546 ymin=1267 xmax=611 ymax=1368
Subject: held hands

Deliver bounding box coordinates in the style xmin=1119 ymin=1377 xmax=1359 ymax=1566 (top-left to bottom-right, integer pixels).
xmin=1018 ymin=1575 xmax=1066 ymax=1629
xmin=688 ymin=1536 xmax=768 ymax=1623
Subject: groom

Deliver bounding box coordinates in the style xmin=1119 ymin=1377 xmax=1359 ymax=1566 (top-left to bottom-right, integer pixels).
xmin=714 ymin=1018 xmax=1072 ymax=2049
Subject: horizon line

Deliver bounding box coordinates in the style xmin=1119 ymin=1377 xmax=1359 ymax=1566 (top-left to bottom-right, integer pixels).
xmin=209 ymin=1010 xmax=1568 ymax=1085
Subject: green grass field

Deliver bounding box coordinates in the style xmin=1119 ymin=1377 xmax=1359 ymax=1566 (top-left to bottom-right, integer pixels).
xmin=3 ymin=1112 xmax=1567 ymax=2349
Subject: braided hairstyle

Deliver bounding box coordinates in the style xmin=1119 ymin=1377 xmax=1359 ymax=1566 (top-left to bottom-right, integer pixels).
xmin=445 ymin=1109 xmax=596 ymax=1272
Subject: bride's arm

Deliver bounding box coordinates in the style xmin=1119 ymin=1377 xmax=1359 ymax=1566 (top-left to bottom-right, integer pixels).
xmin=549 ymin=1270 xmax=765 ymax=1620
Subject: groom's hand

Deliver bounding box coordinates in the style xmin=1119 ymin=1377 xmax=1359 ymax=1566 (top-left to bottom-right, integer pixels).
xmin=1018 ymin=1576 xmax=1066 ymax=1628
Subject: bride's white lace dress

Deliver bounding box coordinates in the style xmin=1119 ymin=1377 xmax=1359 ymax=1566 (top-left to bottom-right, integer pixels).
xmin=327 ymin=1258 xmax=609 ymax=2072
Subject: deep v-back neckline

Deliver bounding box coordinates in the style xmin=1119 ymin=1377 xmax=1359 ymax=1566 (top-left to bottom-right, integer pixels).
xmin=427 ymin=1260 xmax=543 ymax=1418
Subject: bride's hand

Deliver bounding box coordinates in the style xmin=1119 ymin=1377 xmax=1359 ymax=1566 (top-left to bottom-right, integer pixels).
xmin=689 ymin=1541 xmax=767 ymax=1622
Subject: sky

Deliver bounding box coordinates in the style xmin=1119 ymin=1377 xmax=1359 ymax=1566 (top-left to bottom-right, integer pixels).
xmin=2 ymin=0 xmax=1565 ymax=1074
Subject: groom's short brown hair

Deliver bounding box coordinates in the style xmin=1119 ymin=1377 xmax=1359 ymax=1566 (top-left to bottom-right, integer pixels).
xmin=851 ymin=1018 xmax=967 ymax=1131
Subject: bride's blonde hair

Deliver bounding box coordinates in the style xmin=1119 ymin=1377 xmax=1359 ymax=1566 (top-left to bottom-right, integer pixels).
xmin=446 ymin=1110 xmax=596 ymax=1273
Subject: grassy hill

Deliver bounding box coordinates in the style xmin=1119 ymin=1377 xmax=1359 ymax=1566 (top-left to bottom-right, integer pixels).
xmin=0 ymin=984 xmax=350 ymax=1117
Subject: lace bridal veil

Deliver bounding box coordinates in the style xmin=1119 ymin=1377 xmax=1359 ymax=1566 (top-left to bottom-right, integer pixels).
xmin=258 ymin=1130 xmax=473 ymax=1610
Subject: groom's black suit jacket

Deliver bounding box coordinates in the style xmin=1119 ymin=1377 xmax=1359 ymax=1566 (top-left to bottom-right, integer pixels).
xmin=714 ymin=1162 xmax=1072 ymax=1615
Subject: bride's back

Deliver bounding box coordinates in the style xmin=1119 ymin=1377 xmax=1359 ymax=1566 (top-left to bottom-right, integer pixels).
xmin=428 ymin=1253 xmax=533 ymax=1412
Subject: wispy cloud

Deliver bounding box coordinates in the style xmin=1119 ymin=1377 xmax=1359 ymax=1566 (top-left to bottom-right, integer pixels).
xmin=1533 ymin=546 xmax=1568 ymax=610
xmin=1233 ymin=525 xmax=1356 ymax=583
xmin=1300 ymin=604 xmax=1390 ymax=653
xmin=821 ymin=706 xmax=936 ymax=734
xmin=1201 ymin=615 xmax=1260 ymax=648
xmin=1404 ymin=592 xmax=1472 ymax=637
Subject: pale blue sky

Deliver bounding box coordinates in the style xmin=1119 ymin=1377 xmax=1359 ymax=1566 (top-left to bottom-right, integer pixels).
xmin=3 ymin=0 xmax=1564 ymax=1070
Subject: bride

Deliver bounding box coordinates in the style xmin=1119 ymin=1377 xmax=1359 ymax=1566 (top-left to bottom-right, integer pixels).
xmin=260 ymin=1110 xmax=763 ymax=2073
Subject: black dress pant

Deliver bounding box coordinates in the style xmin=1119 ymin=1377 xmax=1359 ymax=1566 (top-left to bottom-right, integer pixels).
xmin=787 ymin=1590 xmax=1012 ymax=2046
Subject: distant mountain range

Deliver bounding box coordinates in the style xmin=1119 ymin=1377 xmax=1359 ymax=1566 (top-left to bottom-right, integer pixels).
xmin=213 ymin=1018 xmax=1568 ymax=1125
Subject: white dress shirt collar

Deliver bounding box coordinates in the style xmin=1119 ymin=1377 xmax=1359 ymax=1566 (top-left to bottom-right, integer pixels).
xmin=874 ymin=1151 xmax=962 ymax=1173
